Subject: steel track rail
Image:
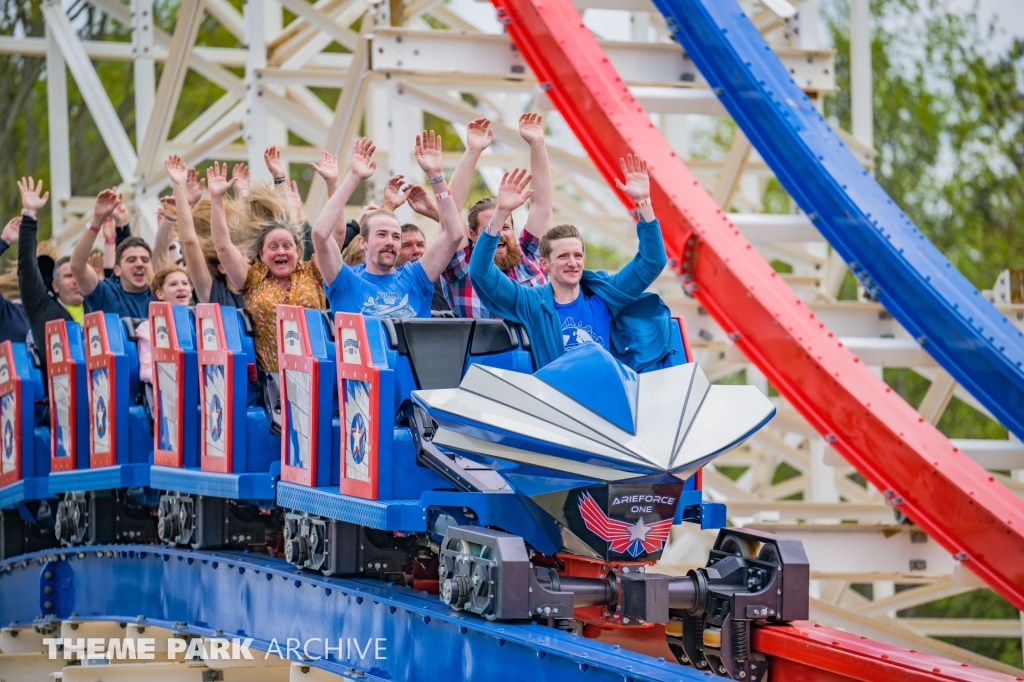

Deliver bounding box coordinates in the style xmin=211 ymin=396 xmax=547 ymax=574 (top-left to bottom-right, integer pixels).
xmin=493 ymin=0 xmax=1024 ymax=610
xmin=0 ymin=545 xmax=721 ymax=682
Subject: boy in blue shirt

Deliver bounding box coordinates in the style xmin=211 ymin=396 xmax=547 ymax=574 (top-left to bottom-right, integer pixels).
xmin=70 ymin=188 xmax=156 ymax=319
xmin=312 ymin=134 xmax=465 ymax=317
xmin=468 ymin=155 xmax=673 ymax=372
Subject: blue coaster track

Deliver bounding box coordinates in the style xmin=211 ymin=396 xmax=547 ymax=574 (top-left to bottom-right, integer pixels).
xmin=650 ymin=0 xmax=1024 ymax=439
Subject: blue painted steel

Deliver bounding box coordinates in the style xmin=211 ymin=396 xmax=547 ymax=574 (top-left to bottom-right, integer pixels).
xmin=90 ymin=313 xmax=153 ymax=465
xmin=150 ymin=464 xmax=279 ymax=502
xmin=0 ymin=546 xmax=719 ymax=681
xmin=223 ymin=308 xmax=281 ymax=474
xmin=276 ymin=481 xmax=427 ymax=530
xmin=650 ymin=0 xmax=1024 ymax=438
xmin=419 ymin=490 xmax=563 ymax=555
xmin=48 ymin=464 xmax=150 ymax=494
xmin=0 ymin=344 xmax=51 ymax=508
xmin=291 ymin=309 xmax=340 ymax=487
xmin=0 ymin=478 xmax=50 ymax=510
xmin=162 ymin=305 xmax=201 ymax=467
xmin=534 ymin=344 xmax=639 ymax=434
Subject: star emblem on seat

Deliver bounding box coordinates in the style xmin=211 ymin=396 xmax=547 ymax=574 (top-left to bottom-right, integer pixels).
xmin=577 ymin=492 xmax=673 ymax=558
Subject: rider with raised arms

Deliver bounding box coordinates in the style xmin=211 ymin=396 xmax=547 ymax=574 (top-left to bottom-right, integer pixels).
xmin=467 ymin=155 xmax=674 ymax=371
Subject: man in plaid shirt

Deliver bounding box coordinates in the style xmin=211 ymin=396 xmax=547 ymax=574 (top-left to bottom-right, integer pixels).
xmin=443 ymin=114 xmax=553 ymax=318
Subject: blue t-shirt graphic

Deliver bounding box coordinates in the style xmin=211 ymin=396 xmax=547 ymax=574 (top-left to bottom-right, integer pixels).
xmin=554 ymin=291 xmax=612 ymax=352
xmin=326 ymin=261 xmax=433 ymax=319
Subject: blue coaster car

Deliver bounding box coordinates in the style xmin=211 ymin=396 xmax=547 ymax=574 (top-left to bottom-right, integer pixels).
xmin=50 ymin=313 xmax=156 ymax=546
xmin=151 ymin=303 xmax=281 ymax=550
xmin=0 ymin=341 xmax=57 ymax=559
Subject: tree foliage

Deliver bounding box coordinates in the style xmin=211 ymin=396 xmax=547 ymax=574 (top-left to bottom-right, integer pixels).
xmin=824 ymin=0 xmax=1024 ymax=289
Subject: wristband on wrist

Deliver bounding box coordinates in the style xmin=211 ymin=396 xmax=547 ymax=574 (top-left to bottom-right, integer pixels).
xmin=435 ymin=190 xmax=451 ymax=201
xmin=87 ymin=222 xmax=100 ymax=233
xmin=427 ymin=173 xmax=445 ymax=185
xmin=635 ymin=198 xmax=651 ymax=208
xmin=21 ymin=209 xmax=37 ymax=219
xmin=273 ymin=177 xmax=287 ymax=185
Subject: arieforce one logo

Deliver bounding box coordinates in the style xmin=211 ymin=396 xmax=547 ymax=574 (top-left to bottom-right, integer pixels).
xmin=577 ymin=492 xmax=673 ymax=558
xmin=611 ymin=495 xmax=676 ymax=506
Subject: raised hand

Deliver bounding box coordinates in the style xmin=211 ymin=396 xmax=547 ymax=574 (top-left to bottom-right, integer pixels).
xmin=349 ymin=138 xmax=377 ymax=180
xmin=186 ymin=167 xmax=206 ymax=206
xmin=310 ymin=150 xmax=339 ymax=185
xmin=102 ymin=216 xmax=116 ymax=243
xmin=17 ymin=176 xmax=49 ymax=212
xmin=496 ymin=167 xmax=534 ymax=213
xmin=230 ymin=163 xmax=249 ymax=195
xmin=406 ymin=184 xmax=437 ymax=219
xmin=614 ymin=153 xmax=650 ymax=201
xmin=165 ymin=154 xmax=188 ymax=185
xmin=158 ymin=196 xmax=178 ymax=222
xmin=466 ymin=118 xmax=494 ymax=153
xmin=112 ymin=202 xmax=129 ymax=226
xmin=1 ymin=217 xmax=20 ymax=245
xmin=518 ymin=112 xmax=544 ymax=145
xmin=415 ymin=130 xmax=443 ymax=176
xmin=285 ymin=180 xmax=306 ymax=222
xmin=92 ymin=188 xmax=122 ymax=224
xmin=264 ymin=146 xmax=286 ymax=180
xmin=382 ymin=174 xmax=411 ymax=211
xmin=205 ymin=162 xmax=237 ymax=198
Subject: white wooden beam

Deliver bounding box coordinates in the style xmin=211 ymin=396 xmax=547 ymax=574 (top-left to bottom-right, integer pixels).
xmin=46 ymin=22 xmax=71 ymax=239
xmin=303 ymin=22 xmax=374 ymax=219
xmin=276 ymin=0 xmax=360 ymax=51
xmin=135 ymin=0 xmax=206 ymax=181
xmin=41 ymin=0 xmax=138 ymax=182
xmin=131 ymin=0 xmax=156 ymax=147
xmin=206 ymin=0 xmax=246 ymax=40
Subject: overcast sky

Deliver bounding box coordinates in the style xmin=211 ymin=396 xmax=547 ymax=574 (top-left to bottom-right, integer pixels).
xmin=971 ymin=0 xmax=1024 ymax=52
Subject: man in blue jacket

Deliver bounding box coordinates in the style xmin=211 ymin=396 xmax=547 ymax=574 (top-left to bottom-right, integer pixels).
xmin=468 ymin=155 xmax=673 ymax=372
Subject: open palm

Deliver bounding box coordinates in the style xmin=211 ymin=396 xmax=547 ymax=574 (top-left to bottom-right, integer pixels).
xmin=415 ymin=130 xmax=443 ymax=176
xmin=497 ymin=168 xmax=534 ymax=213
xmin=518 ymin=113 xmax=544 ymax=144
xmin=614 ymin=154 xmax=650 ymax=200
xmin=466 ymin=118 xmax=493 ymax=153
xmin=349 ymin=138 xmax=377 ymax=180
xmin=18 ymin=177 xmax=49 ymax=211
xmin=206 ymin=162 xmax=236 ymax=197
xmin=165 ymin=155 xmax=188 ymax=185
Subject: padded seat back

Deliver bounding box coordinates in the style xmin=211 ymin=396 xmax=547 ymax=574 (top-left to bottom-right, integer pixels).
xmin=382 ymin=318 xmax=530 ymax=391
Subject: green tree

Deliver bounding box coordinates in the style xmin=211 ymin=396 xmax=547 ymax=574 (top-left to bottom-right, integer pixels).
xmin=824 ymin=0 xmax=1024 ymax=290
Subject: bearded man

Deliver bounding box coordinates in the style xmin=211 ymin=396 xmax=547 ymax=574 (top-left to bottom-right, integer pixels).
xmin=441 ymin=112 xmax=554 ymax=319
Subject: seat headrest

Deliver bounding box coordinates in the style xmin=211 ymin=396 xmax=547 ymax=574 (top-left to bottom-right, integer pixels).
xmin=120 ymin=317 xmax=148 ymax=343
xmin=238 ymin=309 xmax=255 ymax=336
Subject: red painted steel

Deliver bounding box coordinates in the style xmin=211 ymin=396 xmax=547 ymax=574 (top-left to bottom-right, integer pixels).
xmin=754 ymin=622 xmax=1024 ymax=682
xmin=492 ymin=0 xmax=1024 ymax=609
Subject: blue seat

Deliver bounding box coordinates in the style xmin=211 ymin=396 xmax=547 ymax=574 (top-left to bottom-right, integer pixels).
xmin=147 ymin=303 xmax=201 ymax=469
xmin=0 ymin=342 xmax=51 ymax=508
xmin=277 ymin=306 xmax=340 ymax=489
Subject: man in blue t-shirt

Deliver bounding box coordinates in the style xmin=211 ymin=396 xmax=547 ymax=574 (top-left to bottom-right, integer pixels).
xmin=467 ymin=156 xmax=673 ymax=372
xmin=312 ymin=134 xmax=465 ymax=318
xmin=71 ymin=188 xmax=155 ymax=319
